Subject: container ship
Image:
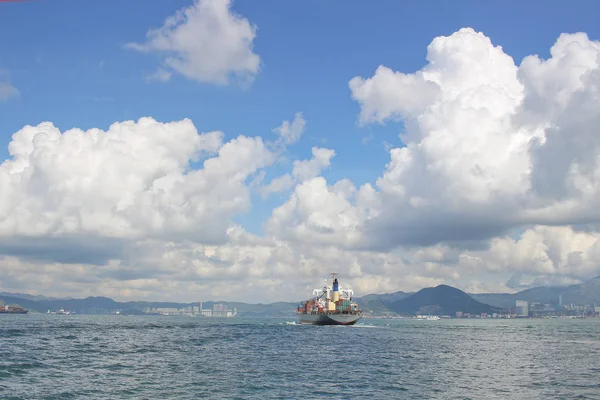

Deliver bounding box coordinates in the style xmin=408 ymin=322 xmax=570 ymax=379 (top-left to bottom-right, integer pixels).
xmin=0 ymin=304 xmax=29 ymax=314
xmin=297 ymin=273 xmax=362 ymax=325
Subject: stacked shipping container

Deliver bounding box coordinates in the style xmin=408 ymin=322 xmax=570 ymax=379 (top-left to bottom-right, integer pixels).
xmin=298 ymin=299 xmax=359 ymax=314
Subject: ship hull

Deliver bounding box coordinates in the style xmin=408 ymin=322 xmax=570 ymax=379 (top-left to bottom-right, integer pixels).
xmin=298 ymin=313 xmax=362 ymax=325
xmin=0 ymin=310 xmax=28 ymax=314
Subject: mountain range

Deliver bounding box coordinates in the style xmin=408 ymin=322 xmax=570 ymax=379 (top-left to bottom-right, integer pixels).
xmin=388 ymin=285 xmax=500 ymax=316
xmin=357 ymin=275 xmax=600 ymax=315
xmin=1 ymin=275 xmax=598 ymax=317
xmin=469 ymin=276 xmax=600 ymax=308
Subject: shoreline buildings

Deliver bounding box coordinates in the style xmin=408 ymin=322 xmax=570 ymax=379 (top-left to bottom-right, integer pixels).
xmin=516 ymin=300 xmax=529 ymax=317
xmin=511 ymin=299 xmax=600 ymax=318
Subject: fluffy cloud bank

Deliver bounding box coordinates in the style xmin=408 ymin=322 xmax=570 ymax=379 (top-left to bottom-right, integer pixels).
xmin=270 ymin=28 xmax=600 ymax=252
xmin=127 ymin=0 xmax=260 ymax=85
xmin=2 ymin=28 xmax=600 ymax=302
xmin=0 ymin=117 xmax=272 ymax=243
xmin=0 ymin=228 xmax=441 ymax=302
xmin=0 ymin=114 xmax=448 ymax=302
xmin=261 ymin=27 xmax=600 ymax=293
xmin=458 ymin=225 xmax=600 ymax=289
xmin=2 ymin=224 xmax=598 ymax=302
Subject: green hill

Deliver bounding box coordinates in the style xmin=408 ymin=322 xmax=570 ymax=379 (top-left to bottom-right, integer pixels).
xmin=0 ymin=295 xmax=49 ymax=313
xmin=356 ymin=291 xmax=410 ymax=316
xmin=390 ymin=285 xmax=501 ymax=316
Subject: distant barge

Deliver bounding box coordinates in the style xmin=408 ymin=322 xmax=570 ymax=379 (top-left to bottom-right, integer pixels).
xmin=0 ymin=305 xmax=28 ymax=314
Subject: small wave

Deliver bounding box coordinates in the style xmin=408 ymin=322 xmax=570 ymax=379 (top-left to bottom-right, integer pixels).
xmin=131 ymin=348 xmax=158 ymax=354
xmin=0 ymin=328 xmax=26 ymax=337
xmin=58 ymin=334 xmax=77 ymax=340
xmin=354 ymin=324 xmax=378 ymax=328
xmin=101 ymin=363 xmax=131 ymax=371
xmin=564 ymin=339 xmax=600 ymax=346
xmin=284 ymin=321 xmax=298 ymax=325
xmin=177 ymin=323 xmax=200 ymax=329
xmin=3 ymin=361 xmax=49 ymax=376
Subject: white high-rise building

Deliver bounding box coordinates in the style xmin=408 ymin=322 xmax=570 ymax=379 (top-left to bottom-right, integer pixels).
xmin=515 ymin=300 xmax=529 ymax=317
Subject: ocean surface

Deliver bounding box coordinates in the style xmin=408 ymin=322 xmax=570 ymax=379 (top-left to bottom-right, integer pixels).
xmin=1 ymin=316 xmax=599 ymax=399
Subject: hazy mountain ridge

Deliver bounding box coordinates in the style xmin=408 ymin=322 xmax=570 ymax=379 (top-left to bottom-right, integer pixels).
xmin=355 ymin=291 xmax=412 ymax=316
xmin=0 ymin=295 xmax=300 ymax=317
xmin=0 ymin=292 xmax=72 ymax=301
xmin=470 ymin=276 xmax=600 ymax=308
xmin=468 ymin=293 xmax=514 ymax=308
xmin=0 ymin=293 xmax=406 ymax=317
xmin=390 ymin=285 xmax=501 ymax=316
xmin=2 ymin=276 xmax=598 ymax=316
xmin=359 ymin=291 xmax=412 ymax=304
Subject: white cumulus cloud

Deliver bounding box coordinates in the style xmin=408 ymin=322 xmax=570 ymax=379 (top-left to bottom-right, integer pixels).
xmin=127 ymin=0 xmax=260 ymax=85
xmin=2 ymin=27 xmax=600 ymax=302
xmin=145 ymin=68 xmax=172 ymax=83
xmin=292 ymin=147 xmax=336 ymax=181
xmin=265 ymin=177 xmax=377 ymax=247
xmin=0 ymin=117 xmax=274 ymax=244
xmin=0 ymin=227 xmax=453 ymax=303
xmin=259 ymin=27 xmax=600 ymax=294
xmin=272 ymin=112 xmax=306 ymax=146
xmin=462 ymin=226 xmax=600 ymax=283
xmin=260 ymin=146 xmax=336 ymax=198
xmin=347 ymin=27 xmax=600 ymax=249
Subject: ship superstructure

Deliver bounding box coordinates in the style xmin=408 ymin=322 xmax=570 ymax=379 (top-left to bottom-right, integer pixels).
xmin=47 ymin=307 xmax=72 ymax=315
xmin=297 ymin=273 xmax=362 ymax=325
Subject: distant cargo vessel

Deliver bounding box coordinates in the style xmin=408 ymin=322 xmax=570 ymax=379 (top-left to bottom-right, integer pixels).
xmin=47 ymin=307 xmax=72 ymax=315
xmin=0 ymin=305 xmax=28 ymax=314
xmin=297 ymin=273 xmax=362 ymax=325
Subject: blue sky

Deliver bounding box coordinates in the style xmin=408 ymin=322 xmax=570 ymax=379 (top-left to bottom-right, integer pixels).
xmin=3 ymin=0 xmax=598 ymax=236
xmin=1 ymin=0 xmax=600 ymax=301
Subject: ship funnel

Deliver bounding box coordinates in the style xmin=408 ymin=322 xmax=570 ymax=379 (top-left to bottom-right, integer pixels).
xmin=332 ymin=278 xmax=340 ymax=302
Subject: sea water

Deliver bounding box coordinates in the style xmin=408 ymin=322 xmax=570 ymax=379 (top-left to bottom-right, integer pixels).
xmin=1 ymin=315 xmax=599 ymax=399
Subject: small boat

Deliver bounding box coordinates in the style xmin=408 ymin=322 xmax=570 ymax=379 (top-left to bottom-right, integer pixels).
xmin=48 ymin=307 xmax=72 ymax=315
